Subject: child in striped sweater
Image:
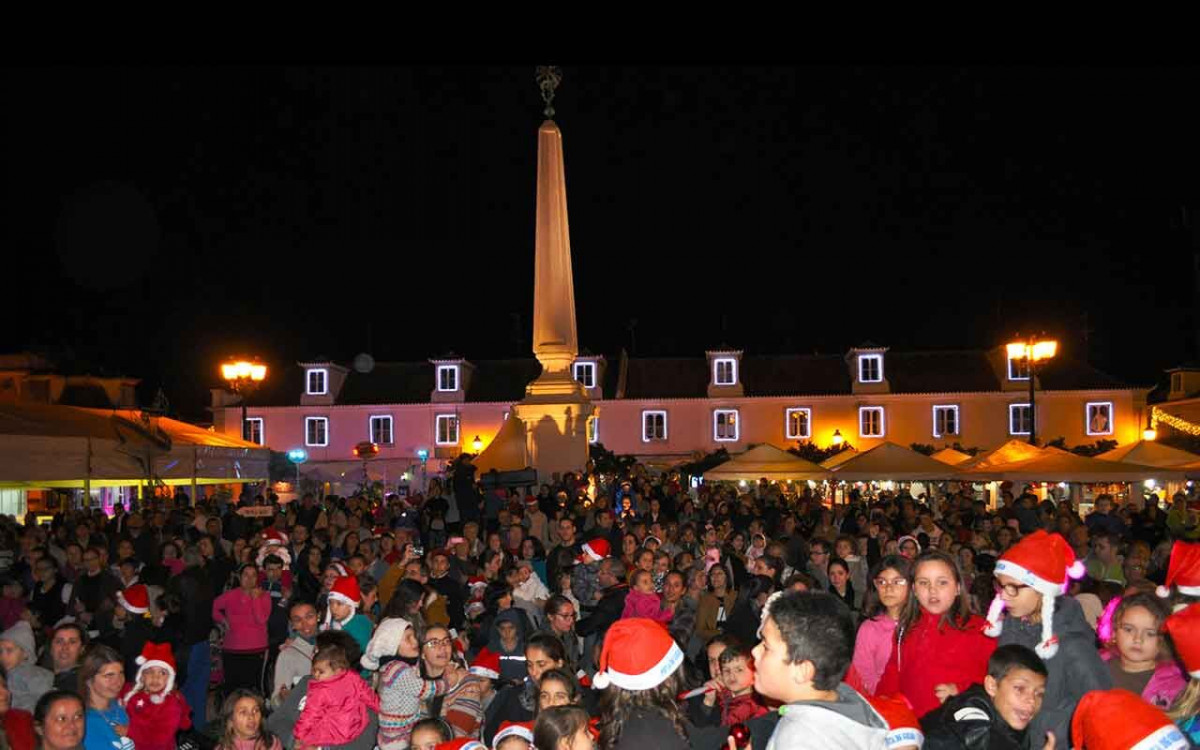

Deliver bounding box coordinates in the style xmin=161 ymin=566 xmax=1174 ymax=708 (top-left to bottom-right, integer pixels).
xmin=369 ymin=617 xmax=465 ymax=749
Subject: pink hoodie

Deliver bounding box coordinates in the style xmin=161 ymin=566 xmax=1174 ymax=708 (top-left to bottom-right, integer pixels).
xmin=1100 ymin=649 xmax=1187 ymax=709
xmin=621 ymin=590 xmax=672 ymax=624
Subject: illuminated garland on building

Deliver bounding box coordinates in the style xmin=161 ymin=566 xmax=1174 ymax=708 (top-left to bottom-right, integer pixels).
xmin=1151 ymin=406 xmax=1200 ymax=437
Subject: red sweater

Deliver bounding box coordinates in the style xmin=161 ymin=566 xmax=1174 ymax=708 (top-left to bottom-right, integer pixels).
xmin=876 ymin=609 xmax=996 ymax=718
xmin=123 ymin=689 xmax=191 ymax=750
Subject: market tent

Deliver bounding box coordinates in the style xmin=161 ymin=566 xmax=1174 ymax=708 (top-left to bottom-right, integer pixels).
xmin=1096 ymin=440 xmax=1200 ymax=468
xmin=960 ymin=449 xmax=1184 ymax=483
xmin=830 ymin=442 xmax=963 ymax=481
xmin=821 ymin=448 xmax=859 ymax=469
xmin=473 ymin=415 xmax=531 ymax=475
xmin=703 ymin=444 xmax=830 ymax=482
xmin=0 ymin=402 xmax=267 ymax=488
xmin=957 ymin=440 xmax=1047 ymax=471
xmin=930 ymin=447 xmax=973 ymax=466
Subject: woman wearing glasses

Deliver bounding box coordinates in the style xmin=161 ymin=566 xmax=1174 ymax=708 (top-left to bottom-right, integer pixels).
xmin=370 ymin=619 xmax=464 ymax=750
xmin=851 ymin=555 xmax=913 ymax=696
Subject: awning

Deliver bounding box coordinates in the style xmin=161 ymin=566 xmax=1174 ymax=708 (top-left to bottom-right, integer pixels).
xmin=930 ymin=447 xmax=973 ymax=466
xmin=821 ymin=448 xmax=859 ymax=470
xmin=830 ymin=442 xmax=963 ymax=481
xmin=473 ymin=416 xmax=530 ymax=475
xmin=703 ymin=444 xmax=830 ymax=482
xmin=960 ymin=448 xmax=1184 ymax=483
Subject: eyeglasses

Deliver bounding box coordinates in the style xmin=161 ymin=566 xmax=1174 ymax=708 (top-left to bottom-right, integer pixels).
xmin=874 ymin=578 xmax=908 ymax=589
xmin=993 ymin=581 xmax=1031 ymax=598
xmin=422 ymin=637 xmax=453 ymax=649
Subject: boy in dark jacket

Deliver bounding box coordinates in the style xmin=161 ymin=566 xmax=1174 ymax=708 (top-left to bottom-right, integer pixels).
xmin=921 ymin=644 xmax=1048 ymax=750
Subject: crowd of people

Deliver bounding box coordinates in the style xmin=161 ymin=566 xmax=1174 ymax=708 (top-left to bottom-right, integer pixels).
xmin=1 ymin=466 xmax=1200 ymax=749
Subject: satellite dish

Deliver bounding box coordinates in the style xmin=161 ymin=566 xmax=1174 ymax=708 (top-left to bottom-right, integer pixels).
xmin=353 ymin=353 xmax=375 ymax=373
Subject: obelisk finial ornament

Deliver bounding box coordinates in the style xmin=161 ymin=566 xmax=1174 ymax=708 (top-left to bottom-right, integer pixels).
xmin=536 ymin=66 xmax=562 ymax=119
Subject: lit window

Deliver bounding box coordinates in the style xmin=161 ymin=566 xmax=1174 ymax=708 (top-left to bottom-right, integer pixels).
xmin=932 ymin=405 xmax=959 ymax=438
xmin=714 ymin=358 xmax=737 ymax=386
xmin=1007 ymin=356 xmax=1030 ymax=381
xmin=305 ymin=417 xmax=328 ymax=447
xmin=785 ymin=408 xmax=811 ymax=439
xmin=243 ymin=417 xmax=264 ymax=445
xmin=642 ymin=410 xmax=667 ymax=442
xmin=859 ymin=406 xmax=885 ymax=438
xmin=435 ymin=414 xmax=459 ymax=445
xmin=1009 ymin=404 xmax=1032 ymax=435
xmin=587 ymin=416 xmax=599 ymax=444
xmin=306 ymin=368 xmax=328 ymax=395
xmin=370 ymin=415 xmax=393 ymax=444
xmin=437 ymin=365 xmax=459 ymax=392
xmin=714 ymin=409 xmax=739 ymax=442
xmin=858 ymin=354 xmax=883 ymax=383
xmin=573 ymin=362 xmax=596 ymax=389
xmin=1085 ymin=401 xmax=1114 ymax=436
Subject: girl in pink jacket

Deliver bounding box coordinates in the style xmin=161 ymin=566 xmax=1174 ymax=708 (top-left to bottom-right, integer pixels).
xmin=621 ymin=570 xmax=673 ymax=624
xmin=1101 ymin=592 xmax=1187 ymax=709
xmin=851 ymin=555 xmax=912 ymax=695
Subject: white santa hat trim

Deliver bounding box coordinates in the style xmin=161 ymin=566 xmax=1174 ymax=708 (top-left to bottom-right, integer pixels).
xmin=885 ymin=726 xmax=924 ymax=749
xmin=116 ymin=590 xmax=149 ymax=615
xmin=1159 ymin=584 xmax=1200 ymax=598
xmin=124 ymin=657 xmax=176 ymax=705
xmin=491 ymin=724 xmax=534 ymax=750
xmin=328 ymin=591 xmax=360 ymax=609
xmin=591 ymin=639 xmax=684 ymax=691
xmin=582 ymin=542 xmax=604 ymax=562
xmin=1129 ymin=724 xmax=1189 ymax=750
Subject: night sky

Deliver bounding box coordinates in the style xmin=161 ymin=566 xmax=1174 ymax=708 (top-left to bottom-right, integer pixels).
xmin=5 ymin=65 xmax=1200 ymax=421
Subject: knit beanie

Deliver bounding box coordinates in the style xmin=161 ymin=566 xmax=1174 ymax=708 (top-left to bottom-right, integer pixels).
xmin=1070 ymin=689 xmax=1188 ymax=750
xmin=361 ymin=617 xmax=411 ymax=671
xmin=983 ymin=530 xmax=1084 ymax=658
xmin=591 ymin=618 xmax=683 ymax=691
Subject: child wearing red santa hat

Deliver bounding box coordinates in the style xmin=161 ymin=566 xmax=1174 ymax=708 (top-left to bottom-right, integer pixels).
xmin=1163 ymin=602 xmax=1200 ymax=742
xmin=592 ymin=618 xmax=690 ymax=750
xmin=982 ymin=530 xmax=1110 ymax=747
xmin=1072 ymin=689 xmax=1188 ymax=750
xmin=121 ymin=641 xmax=192 ymax=750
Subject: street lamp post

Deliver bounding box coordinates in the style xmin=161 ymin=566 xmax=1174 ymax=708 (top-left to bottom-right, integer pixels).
xmin=1007 ymin=337 xmax=1058 ymax=446
xmin=221 ymin=359 xmax=268 ymax=443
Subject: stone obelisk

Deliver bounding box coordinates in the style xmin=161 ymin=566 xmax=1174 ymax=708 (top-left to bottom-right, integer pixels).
xmin=512 ymin=68 xmax=593 ymax=481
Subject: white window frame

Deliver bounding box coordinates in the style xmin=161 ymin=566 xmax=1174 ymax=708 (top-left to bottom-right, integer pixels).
xmin=858 ymin=354 xmax=883 ymax=383
xmin=435 ymin=414 xmax=459 ymax=445
xmin=1007 ymin=356 xmax=1030 ymax=381
xmin=305 ymin=416 xmax=329 ymax=447
xmin=573 ymin=361 xmax=596 ymax=389
xmin=713 ymin=357 xmax=738 ymax=386
xmin=713 ymin=409 xmax=740 ymax=442
xmin=243 ymin=417 xmax=264 ymax=445
xmin=1085 ymin=401 xmax=1114 ymax=436
xmin=785 ymin=407 xmax=811 ymax=439
xmin=1009 ymin=403 xmax=1032 ymax=436
xmin=642 ymin=410 xmax=668 ymax=442
xmin=369 ymin=415 xmax=394 ymax=445
xmin=306 ymin=368 xmax=328 ymax=395
xmin=587 ymin=416 xmax=599 ymax=444
xmin=932 ymin=405 xmax=959 ymax=438
xmin=436 ymin=365 xmax=459 ymax=392
xmin=859 ymin=406 xmax=885 ymax=438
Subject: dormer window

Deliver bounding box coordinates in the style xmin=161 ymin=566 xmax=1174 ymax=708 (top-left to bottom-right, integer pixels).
xmin=858 ymin=354 xmax=883 ymax=383
xmin=1007 ymin=356 xmax=1030 ymax=381
xmin=437 ymin=365 xmax=459 ymax=392
xmin=306 ymin=368 xmax=328 ymax=395
xmin=573 ymin=362 xmax=596 ymax=389
xmin=713 ymin=358 xmax=738 ymax=386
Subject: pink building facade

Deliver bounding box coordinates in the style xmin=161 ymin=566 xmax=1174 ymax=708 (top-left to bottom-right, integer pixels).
xmin=212 ymin=345 xmax=1147 ymax=487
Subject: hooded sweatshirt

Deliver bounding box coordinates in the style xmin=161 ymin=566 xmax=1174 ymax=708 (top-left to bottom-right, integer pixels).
xmin=995 ymin=595 xmax=1112 ymax=746
xmin=766 ymin=683 xmax=889 ymax=750
xmin=294 ymin=669 xmax=381 ymax=747
xmin=486 ymin=608 xmax=528 ymax=683
xmin=0 ymin=621 xmax=53 ymax=712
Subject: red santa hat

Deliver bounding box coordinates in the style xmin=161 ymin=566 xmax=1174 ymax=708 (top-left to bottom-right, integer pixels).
xmin=575 ymin=668 xmax=592 ymax=689
xmin=1158 ymin=542 xmax=1200 ymax=598
xmin=591 ymin=618 xmax=684 ymax=691
xmin=328 ymin=575 xmax=361 ymax=609
xmin=116 ymin=584 xmax=150 ymax=615
xmin=437 ymin=740 xmax=487 ymax=750
xmin=578 ymin=538 xmax=610 ymax=563
xmin=261 ymin=528 xmax=289 ymax=546
xmin=1071 ymin=689 xmax=1189 ymax=750
xmin=124 ymin=641 xmax=177 ymax=705
xmin=491 ymin=721 xmax=534 ymax=750
xmin=1164 ymin=603 xmax=1200 ymax=678
xmin=983 ymin=530 xmax=1085 ymax=658
xmin=868 ymin=694 xmax=924 ymax=749
xmin=469 ymin=648 xmax=501 ymax=680
xmin=467 ymin=576 xmax=488 ymax=599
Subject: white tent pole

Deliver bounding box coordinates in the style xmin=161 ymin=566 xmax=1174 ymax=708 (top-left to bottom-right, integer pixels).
xmin=191 ymin=445 xmax=198 ymax=505
xmin=84 ymin=437 xmax=92 ymax=511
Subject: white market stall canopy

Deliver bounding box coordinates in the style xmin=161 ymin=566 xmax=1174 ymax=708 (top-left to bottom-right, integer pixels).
xmin=1096 ymin=440 xmax=1200 ymax=468
xmin=957 ymin=440 xmax=1047 ymax=471
xmin=830 ymin=442 xmax=963 ymax=481
xmin=0 ymin=403 xmax=268 ymax=489
xmin=703 ymin=444 xmax=830 ymax=482
xmin=821 ymin=448 xmax=859 ymax=469
xmin=960 ymin=446 xmax=1184 ymax=483
xmin=930 ymin=447 xmax=973 ymax=466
